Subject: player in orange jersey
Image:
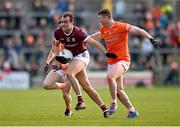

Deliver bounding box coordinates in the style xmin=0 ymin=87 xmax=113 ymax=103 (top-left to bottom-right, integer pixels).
xmin=43 ymin=40 xmax=75 ymax=116
xmin=91 ymin=8 xmax=160 ymax=118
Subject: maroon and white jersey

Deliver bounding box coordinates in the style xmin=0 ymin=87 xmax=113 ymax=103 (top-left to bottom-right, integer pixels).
xmin=54 ymin=26 xmax=88 ymax=56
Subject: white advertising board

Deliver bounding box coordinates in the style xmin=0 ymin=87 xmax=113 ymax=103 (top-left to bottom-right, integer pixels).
xmin=0 ymin=72 xmax=30 ymax=89
xmin=88 ymin=71 xmax=153 ymax=87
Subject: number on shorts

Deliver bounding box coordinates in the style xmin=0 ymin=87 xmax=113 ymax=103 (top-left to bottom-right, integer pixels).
xmin=82 ymin=52 xmax=87 ymax=58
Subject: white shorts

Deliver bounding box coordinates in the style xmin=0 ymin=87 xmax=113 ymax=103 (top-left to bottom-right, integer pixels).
xmin=108 ymin=60 xmax=130 ymax=72
xmin=55 ymin=70 xmax=66 ymax=77
xmin=54 ymin=50 xmax=90 ymax=76
xmin=73 ymin=50 xmax=90 ymax=66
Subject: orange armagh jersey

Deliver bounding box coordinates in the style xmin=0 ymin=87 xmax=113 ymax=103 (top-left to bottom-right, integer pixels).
xmin=52 ymin=40 xmax=65 ymax=52
xmin=52 ymin=40 xmax=65 ymax=57
xmin=47 ymin=40 xmax=68 ymax=71
xmin=100 ymin=21 xmax=132 ymax=64
xmin=46 ymin=40 xmax=65 ymax=64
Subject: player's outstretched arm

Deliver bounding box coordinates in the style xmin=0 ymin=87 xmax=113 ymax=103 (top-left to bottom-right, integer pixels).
xmin=44 ymin=40 xmax=62 ymax=72
xmin=129 ymin=25 xmax=152 ymax=39
xmin=46 ymin=40 xmax=60 ymax=64
xmin=90 ymin=32 xmax=117 ymax=58
xmin=90 ymin=32 xmax=101 ymax=41
xmin=43 ymin=48 xmax=53 ymax=72
xmin=46 ymin=48 xmax=54 ymax=64
xmin=86 ymin=36 xmax=107 ymax=54
xmin=129 ymin=25 xmax=160 ymax=48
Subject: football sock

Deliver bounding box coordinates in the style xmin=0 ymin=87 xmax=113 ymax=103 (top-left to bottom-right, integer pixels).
xmin=66 ymin=108 xmax=71 ymax=111
xmin=77 ymin=95 xmax=84 ymax=103
xmin=128 ymin=106 xmax=135 ymax=112
xmin=100 ymin=104 xmax=108 ymax=112
xmin=111 ymin=99 xmax=117 ymax=104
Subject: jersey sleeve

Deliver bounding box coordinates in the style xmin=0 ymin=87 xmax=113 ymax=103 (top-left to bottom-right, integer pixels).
xmin=119 ymin=23 xmax=132 ymax=33
xmin=54 ymin=29 xmax=59 ymax=41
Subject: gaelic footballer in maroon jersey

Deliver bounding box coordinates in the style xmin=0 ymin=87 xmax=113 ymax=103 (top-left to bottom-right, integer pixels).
xmin=52 ymin=12 xmax=110 ymax=118
xmin=54 ymin=26 xmax=88 ymax=56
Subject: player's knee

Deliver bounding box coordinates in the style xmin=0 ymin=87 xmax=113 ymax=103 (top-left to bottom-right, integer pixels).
xmin=117 ymin=88 xmax=124 ymax=95
xmin=66 ymin=72 xmax=75 ymax=78
xmin=43 ymin=82 xmax=51 ymax=90
xmin=106 ymin=73 xmax=116 ymax=80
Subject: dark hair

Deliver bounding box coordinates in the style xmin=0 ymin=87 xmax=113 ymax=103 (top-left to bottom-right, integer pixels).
xmin=62 ymin=12 xmax=74 ymax=22
xmin=97 ymin=8 xmax=112 ymax=19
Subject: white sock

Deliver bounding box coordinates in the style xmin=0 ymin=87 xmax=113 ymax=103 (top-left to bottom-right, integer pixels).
xmin=128 ymin=107 xmax=135 ymax=112
xmin=111 ymin=99 xmax=117 ymax=104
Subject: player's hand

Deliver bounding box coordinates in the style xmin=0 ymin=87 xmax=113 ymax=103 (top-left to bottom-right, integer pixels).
xmin=55 ymin=56 xmax=71 ymax=64
xmin=149 ymin=38 xmax=160 ymax=48
xmin=44 ymin=64 xmax=50 ymax=72
xmin=51 ymin=64 xmax=61 ymax=72
xmin=105 ymin=52 xmax=117 ymax=58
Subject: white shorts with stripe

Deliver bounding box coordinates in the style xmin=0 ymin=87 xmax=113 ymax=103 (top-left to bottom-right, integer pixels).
xmin=108 ymin=60 xmax=130 ymax=72
xmin=73 ymin=50 xmax=90 ymax=66
xmin=55 ymin=70 xmax=66 ymax=77
xmin=55 ymin=50 xmax=90 ymax=77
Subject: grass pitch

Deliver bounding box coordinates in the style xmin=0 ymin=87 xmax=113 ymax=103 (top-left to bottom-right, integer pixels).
xmin=0 ymin=86 xmax=180 ymax=126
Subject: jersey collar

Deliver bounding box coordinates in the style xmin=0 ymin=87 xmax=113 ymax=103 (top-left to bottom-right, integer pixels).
xmin=109 ymin=20 xmax=115 ymax=29
xmin=63 ymin=26 xmax=74 ymax=36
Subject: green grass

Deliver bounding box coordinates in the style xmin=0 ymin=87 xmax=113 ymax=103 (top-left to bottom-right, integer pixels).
xmin=0 ymin=86 xmax=180 ymax=126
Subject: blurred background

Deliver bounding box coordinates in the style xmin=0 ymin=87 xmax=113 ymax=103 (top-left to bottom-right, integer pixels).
xmin=0 ymin=0 xmax=179 ymax=89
